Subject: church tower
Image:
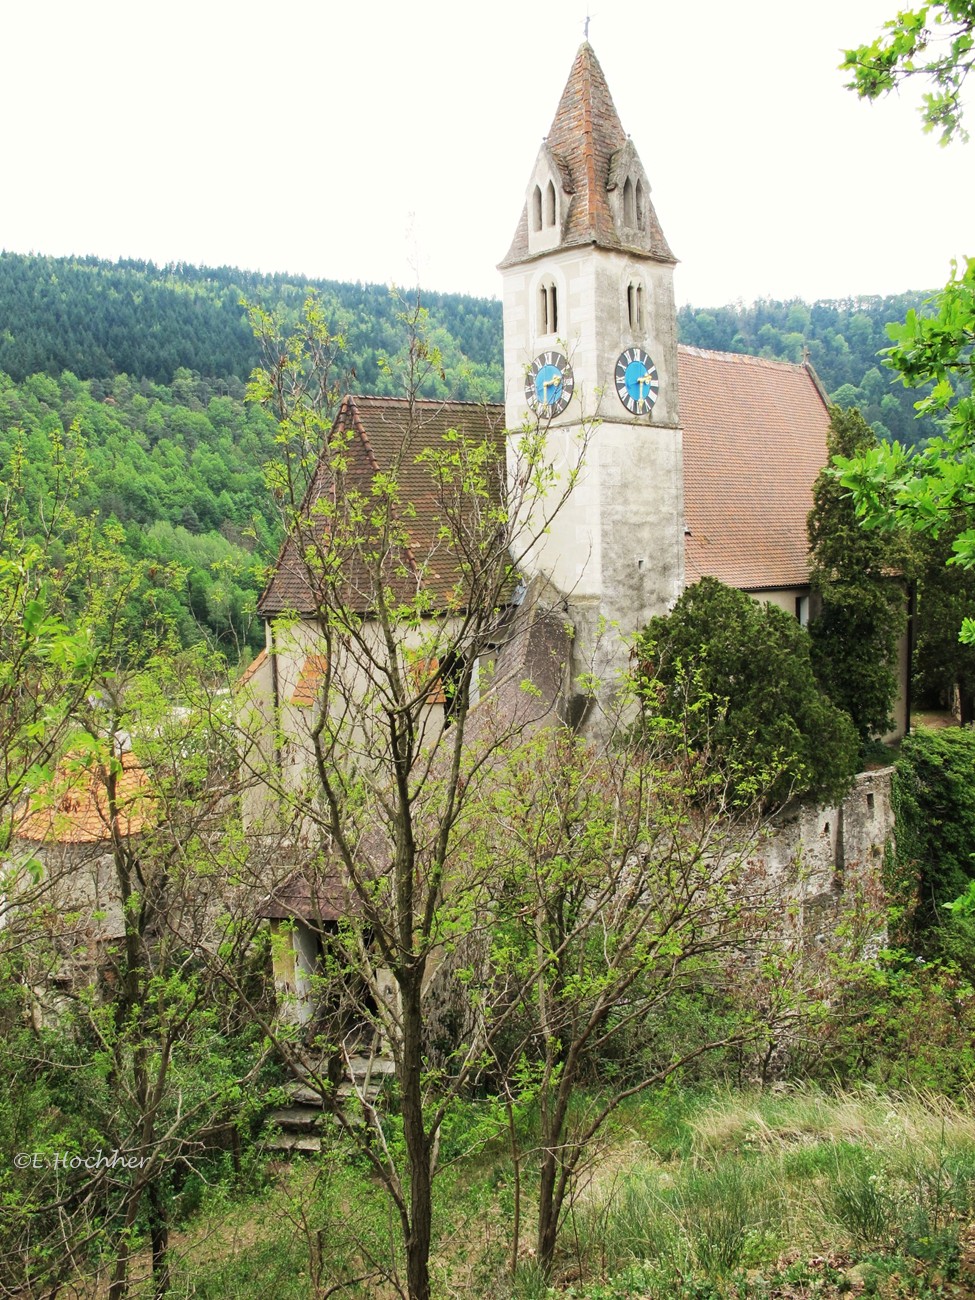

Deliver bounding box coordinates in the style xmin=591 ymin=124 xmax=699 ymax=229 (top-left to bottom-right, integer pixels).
xmin=499 ymin=42 xmax=684 ymax=707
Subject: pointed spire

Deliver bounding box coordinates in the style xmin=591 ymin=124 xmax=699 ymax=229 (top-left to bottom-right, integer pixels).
xmin=501 ymin=43 xmax=674 ymax=267
xmin=545 ymin=42 xmax=626 ymax=249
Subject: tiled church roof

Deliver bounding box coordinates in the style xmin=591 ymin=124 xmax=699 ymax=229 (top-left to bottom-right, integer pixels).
xmin=679 ymin=346 xmax=830 ymax=591
xmin=500 ymin=42 xmax=675 ymax=267
xmin=258 ymin=395 xmax=506 ymax=617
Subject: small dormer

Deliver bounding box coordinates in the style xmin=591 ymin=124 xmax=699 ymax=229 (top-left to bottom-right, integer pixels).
xmin=606 ymin=140 xmax=655 ymax=252
xmin=526 ymin=142 xmax=569 ymax=256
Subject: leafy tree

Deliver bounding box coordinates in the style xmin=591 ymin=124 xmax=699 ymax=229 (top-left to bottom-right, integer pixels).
xmin=807 ymin=406 xmax=908 ymax=742
xmin=224 ymin=294 xmax=594 ymax=1300
xmin=480 ymin=727 xmax=788 ymax=1277
xmin=637 ymin=577 xmax=860 ymax=808
xmin=1 ymin=658 xmax=272 ymax=1299
xmin=839 ymin=7 xmax=975 ymax=641
xmin=913 ymin=520 xmax=975 ymax=719
xmin=842 ymin=1 xmax=975 ymax=144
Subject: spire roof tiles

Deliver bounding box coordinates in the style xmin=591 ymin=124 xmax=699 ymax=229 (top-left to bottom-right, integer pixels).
xmin=501 ymin=43 xmax=675 ymax=267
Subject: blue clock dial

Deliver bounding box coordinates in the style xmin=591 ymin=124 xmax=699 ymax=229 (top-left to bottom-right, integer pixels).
xmin=525 ymin=350 xmax=574 ymax=417
xmin=615 ymin=347 xmax=659 ymax=415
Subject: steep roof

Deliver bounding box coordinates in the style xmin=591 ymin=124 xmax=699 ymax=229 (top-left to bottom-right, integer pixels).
xmin=679 ymin=347 xmax=830 ymax=591
xmin=258 ymin=395 xmax=506 ymax=618
xmin=501 ymin=42 xmax=675 ymax=267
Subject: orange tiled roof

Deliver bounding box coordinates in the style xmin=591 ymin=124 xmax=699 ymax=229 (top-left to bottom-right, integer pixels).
xmin=679 ymin=346 xmax=830 ymax=591
xmin=291 ymin=654 xmax=329 ymax=706
xmin=501 ymin=42 xmax=674 ymax=267
xmin=14 ymin=751 xmax=153 ymax=845
xmin=258 ymin=395 xmax=505 ymax=617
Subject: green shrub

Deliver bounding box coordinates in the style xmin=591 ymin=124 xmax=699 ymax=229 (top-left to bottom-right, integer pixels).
xmin=638 ymin=577 xmax=859 ymax=808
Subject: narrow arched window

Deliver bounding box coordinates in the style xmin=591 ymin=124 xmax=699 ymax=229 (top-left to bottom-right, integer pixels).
xmin=539 ymin=279 xmax=558 ymax=335
xmin=636 ymin=180 xmax=646 ymax=230
xmin=627 ymin=281 xmax=644 ymax=331
xmin=545 ymin=180 xmax=557 ymax=227
xmin=623 ymin=176 xmax=636 ymax=228
xmin=532 ymin=185 xmax=543 ymax=233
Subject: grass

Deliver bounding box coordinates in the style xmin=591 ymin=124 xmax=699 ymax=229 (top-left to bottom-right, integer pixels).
xmin=147 ymin=1087 xmax=975 ymax=1298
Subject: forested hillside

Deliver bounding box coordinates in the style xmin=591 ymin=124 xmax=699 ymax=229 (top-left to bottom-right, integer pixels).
xmin=677 ymin=294 xmax=941 ymax=446
xmin=0 ymin=253 xmax=503 ymax=400
xmin=0 ymin=252 xmax=944 ymax=659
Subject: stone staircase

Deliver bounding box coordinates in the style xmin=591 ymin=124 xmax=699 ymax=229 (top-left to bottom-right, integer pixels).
xmin=265 ymin=1052 xmax=396 ymax=1152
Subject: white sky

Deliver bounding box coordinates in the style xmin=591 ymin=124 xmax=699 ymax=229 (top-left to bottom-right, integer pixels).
xmin=2 ymin=0 xmax=971 ymax=309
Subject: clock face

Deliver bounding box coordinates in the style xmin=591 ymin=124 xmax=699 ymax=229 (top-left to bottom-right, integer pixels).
xmin=525 ymin=351 xmax=574 ymax=417
xmin=615 ymin=347 xmax=660 ymax=415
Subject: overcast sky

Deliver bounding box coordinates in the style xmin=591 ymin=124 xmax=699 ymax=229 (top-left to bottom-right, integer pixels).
xmin=3 ymin=0 xmax=971 ymax=308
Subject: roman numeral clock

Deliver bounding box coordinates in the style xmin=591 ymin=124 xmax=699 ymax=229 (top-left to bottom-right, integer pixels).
xmin=615 ymin=347 xmax=659 ymax=415
xmin=525 ymin=351 xmax=574 ymax=417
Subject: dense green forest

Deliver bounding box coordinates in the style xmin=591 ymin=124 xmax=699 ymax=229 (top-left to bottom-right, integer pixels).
xmin=0 ymin=252 xmax=503 ymax=400
xmin=0 ymin=252 xmax=945 ymax=658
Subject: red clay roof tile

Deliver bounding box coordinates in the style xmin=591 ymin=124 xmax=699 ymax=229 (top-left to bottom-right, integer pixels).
xmin=679 ymin=346 xmax=830 ymax=591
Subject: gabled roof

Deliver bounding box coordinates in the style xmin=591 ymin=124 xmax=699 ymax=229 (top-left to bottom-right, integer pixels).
xmin=258 ymin=395 xmax=506 ymax=618
xmin=501 ymin=42 xmax=675 ymax=268
xmin=679 ymin=347 xmax=831 ymax=591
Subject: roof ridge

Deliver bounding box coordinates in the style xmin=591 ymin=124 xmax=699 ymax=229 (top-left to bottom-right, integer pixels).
xmin=677 ymin=344 xmax=810 ymax=372
xmin=350 ymin=393 xmax=505 ymax=411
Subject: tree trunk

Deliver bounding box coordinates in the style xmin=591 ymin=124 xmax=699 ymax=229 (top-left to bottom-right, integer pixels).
xmin=537 ymin=1147 xmax=559 ymax=1276
xmin=107 ymin=1185 xmax=144 ymax=1300
xmin=400 ymin=972 xmax=432 ymax=1300
xmin=148 ymin=1179 xmax=170 ymax=1298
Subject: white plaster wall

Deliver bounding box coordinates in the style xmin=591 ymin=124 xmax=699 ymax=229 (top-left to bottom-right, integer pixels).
xmin=501 ymin=244 xmax=684 ymax=668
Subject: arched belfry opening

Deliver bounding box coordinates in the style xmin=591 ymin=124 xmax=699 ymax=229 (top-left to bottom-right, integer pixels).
xmin=623 ymin=176 xmax=636 ymax=228
xmin=627 ymin=280 xmax=644 ymax=331
xmin=545 ymin=180 xmax=557 ymax=227
xmin=538 ymin=278 xmax=558 ymax=335
xmin=532 ymin=185 xmax=543 ymax=233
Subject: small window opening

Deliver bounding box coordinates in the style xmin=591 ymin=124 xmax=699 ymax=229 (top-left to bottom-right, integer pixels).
xmin=623 ymin=176 xmax=636 ymax=227
xmin=545 ymin=180 xmax=557 ymax=227
xmin=439 ymin=652 xmax=470 ymax=730
xmin=532 ymin=185 xmax=543 ymax=233
xmin=867 ymin=791 xmax=875 ymax=813
xmin=795 ymin=594 xmax=809 ymax=627
xmin=627 ymin=281 xmax=644 ymax=331
xmin=823 ymin=822 xmax=831 ymax=837
xmin=539 ymin=280 xmax=558 ymax=335
xmin=636 ymin=179 xmax=646 ymax=230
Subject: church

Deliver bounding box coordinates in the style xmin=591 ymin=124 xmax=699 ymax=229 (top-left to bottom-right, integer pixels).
xmin=240 ymin=43 xmax=901 ymax=1037
xmin=252 ymin=40 xmax=901 ymax=737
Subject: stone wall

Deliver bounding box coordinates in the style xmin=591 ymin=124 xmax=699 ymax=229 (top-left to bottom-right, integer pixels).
xmin=763 ymin=767 xmax=894 ymax=958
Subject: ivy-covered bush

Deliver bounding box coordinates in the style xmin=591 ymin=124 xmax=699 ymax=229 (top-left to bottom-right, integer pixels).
xmin=892 ymin=726 xmax=975 ymax=934
xmin=637 ymin=576 xmax=859 ymax=808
